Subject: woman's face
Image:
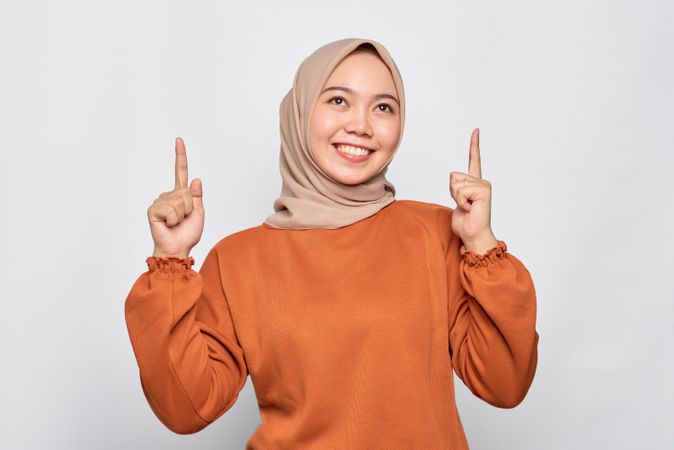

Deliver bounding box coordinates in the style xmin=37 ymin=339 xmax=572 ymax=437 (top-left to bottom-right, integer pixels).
xmin=308 ymin=50 xmax=401 ymax=186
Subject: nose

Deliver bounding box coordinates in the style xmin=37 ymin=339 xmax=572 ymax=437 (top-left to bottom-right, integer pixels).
xmin=344 ymin=107 xmax=373 ymax=137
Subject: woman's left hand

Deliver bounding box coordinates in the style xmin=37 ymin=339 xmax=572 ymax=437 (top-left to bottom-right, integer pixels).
xmin=449 ymin=128 xmax=499 ymax=255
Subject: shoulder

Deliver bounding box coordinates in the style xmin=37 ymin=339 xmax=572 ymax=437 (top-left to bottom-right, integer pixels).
xmin=208 ymin=224 xmax=271 ymax=261
xmin=393 ymin=199 xmax=455 ymax=227
xmin=392 ymin=199 xmax=457 ymax=248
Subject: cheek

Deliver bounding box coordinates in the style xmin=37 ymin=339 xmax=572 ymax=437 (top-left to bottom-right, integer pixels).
xmin=374 ymin=119 xmax=401 ymax=149
xmin=310 ymin=108 xmax=341 ymax=142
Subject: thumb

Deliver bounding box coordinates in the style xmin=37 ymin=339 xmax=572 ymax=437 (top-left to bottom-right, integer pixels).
xmin=190 ymin=178 xmax=203 ymax=210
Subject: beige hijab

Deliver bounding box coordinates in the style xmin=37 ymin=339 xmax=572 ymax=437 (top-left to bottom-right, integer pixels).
xmin=263 ymin=37 xmax=405 ymax=230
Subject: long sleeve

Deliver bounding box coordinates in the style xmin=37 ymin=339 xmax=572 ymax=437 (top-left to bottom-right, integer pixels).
xmin=445 ymin=228 xmax=539 ymax=408
xmin=124 ymin=247 xmax=248 ymax=434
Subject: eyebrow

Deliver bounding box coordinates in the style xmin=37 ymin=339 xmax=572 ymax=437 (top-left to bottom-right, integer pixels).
xmin=321 ymin=85 xmax=400 ymax=106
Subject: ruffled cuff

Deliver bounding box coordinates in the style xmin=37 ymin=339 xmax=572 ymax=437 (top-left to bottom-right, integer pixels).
xmin=460 ymin=240 xmax=507 ymax=268
xmin=146 ymin=256 xmax=195 ymax=274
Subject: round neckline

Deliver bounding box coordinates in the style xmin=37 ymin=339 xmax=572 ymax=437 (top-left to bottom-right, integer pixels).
xmin=260 ymin=199 xmax=399 ymax=231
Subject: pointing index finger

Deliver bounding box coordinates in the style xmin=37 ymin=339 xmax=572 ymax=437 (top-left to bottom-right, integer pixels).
xmin=175 ymin=137 xmax=188 ymax=189
xmin=469 ymin=128 xmax=482 ymax=179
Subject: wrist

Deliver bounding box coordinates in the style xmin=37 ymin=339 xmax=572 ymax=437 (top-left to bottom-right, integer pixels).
xmin=462 ymin=234 xmax=499 ymax=256
xmin=152 ymin=247 xmax=191 ymax=259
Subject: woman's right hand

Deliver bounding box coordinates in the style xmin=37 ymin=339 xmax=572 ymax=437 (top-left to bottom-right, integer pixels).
xmin=147 ymin=137 xmax=205 ymax=258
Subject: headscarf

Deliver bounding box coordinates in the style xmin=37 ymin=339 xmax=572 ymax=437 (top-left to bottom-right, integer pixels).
xmin=263 ymin=37 xmax=405 ymax=230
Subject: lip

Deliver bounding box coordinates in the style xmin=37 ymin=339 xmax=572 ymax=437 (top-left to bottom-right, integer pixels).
xmin=332 ymin=142 xmax=376 ymax=152
xmin=332 ymin=143 xmax=374 ymax=162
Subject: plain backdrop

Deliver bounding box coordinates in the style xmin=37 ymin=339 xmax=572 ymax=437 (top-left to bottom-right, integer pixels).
xmin=1 ymin=0 xmax=672 ymax=449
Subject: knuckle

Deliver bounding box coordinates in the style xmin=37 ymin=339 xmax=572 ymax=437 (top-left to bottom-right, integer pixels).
xmin=169 ymin=195 xmax=182 ymax=207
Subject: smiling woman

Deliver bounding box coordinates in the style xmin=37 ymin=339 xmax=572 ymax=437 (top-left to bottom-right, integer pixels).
xmin=125 ymin=37 xmax=539 ymax=450
xmin=308 ymin=43 xmax=402 ymax=185
xmin=264 ymin=38 xmax=407 ymax=230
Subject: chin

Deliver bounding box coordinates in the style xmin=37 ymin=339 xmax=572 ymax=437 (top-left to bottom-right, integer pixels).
xmin=331 ymin=172 xmax=375 ymax=185
xmin=332 ymin=162 xmax=385 ymax=186
xmin=337 ymin=178 xmax=367 ymax=186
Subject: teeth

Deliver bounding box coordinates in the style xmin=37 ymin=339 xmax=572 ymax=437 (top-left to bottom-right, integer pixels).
xmin=336 ymin=144 xmax=371 ymax=156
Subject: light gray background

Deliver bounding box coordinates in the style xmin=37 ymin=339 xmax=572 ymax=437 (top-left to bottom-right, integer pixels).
xmin=1 ymin=0 xmax=672 ymax=449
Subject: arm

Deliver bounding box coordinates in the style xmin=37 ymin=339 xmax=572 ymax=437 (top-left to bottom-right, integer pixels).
xmin=124 ymin=247 xmax=248 ymax=434
xmin=446 ymin=228 xmax=539 ymax=408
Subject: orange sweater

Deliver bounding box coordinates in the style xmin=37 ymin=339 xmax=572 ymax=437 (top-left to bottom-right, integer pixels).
xmin=124 ymin=199 xmax=539 ymax=449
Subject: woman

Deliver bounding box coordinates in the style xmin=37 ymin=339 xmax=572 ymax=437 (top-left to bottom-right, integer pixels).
xmin=125 ymin=37 xmax=539 ymax=449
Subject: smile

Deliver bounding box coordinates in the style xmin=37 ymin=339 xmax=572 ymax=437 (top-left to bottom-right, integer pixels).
xmin=332 ymin=143 xmax=374 ymax=162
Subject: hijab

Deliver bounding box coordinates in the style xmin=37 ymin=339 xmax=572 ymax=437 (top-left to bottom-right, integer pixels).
xmin=263 ymin=37 xmax=405 ymax=230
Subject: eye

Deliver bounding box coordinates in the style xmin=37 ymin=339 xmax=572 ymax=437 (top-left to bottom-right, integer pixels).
xmin=378 ymin=103 xmax=394 ymax=113
xmin=328 ymin=96 xmax=346 ymax=106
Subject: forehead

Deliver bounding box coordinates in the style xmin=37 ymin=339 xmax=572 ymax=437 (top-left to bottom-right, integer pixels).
xmin=323 ymin=51 xmax=397 ymax=92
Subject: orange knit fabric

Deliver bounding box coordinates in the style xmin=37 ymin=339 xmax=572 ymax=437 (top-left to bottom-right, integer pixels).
xmin=124 ymin=199 xmax=539 ymax=449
